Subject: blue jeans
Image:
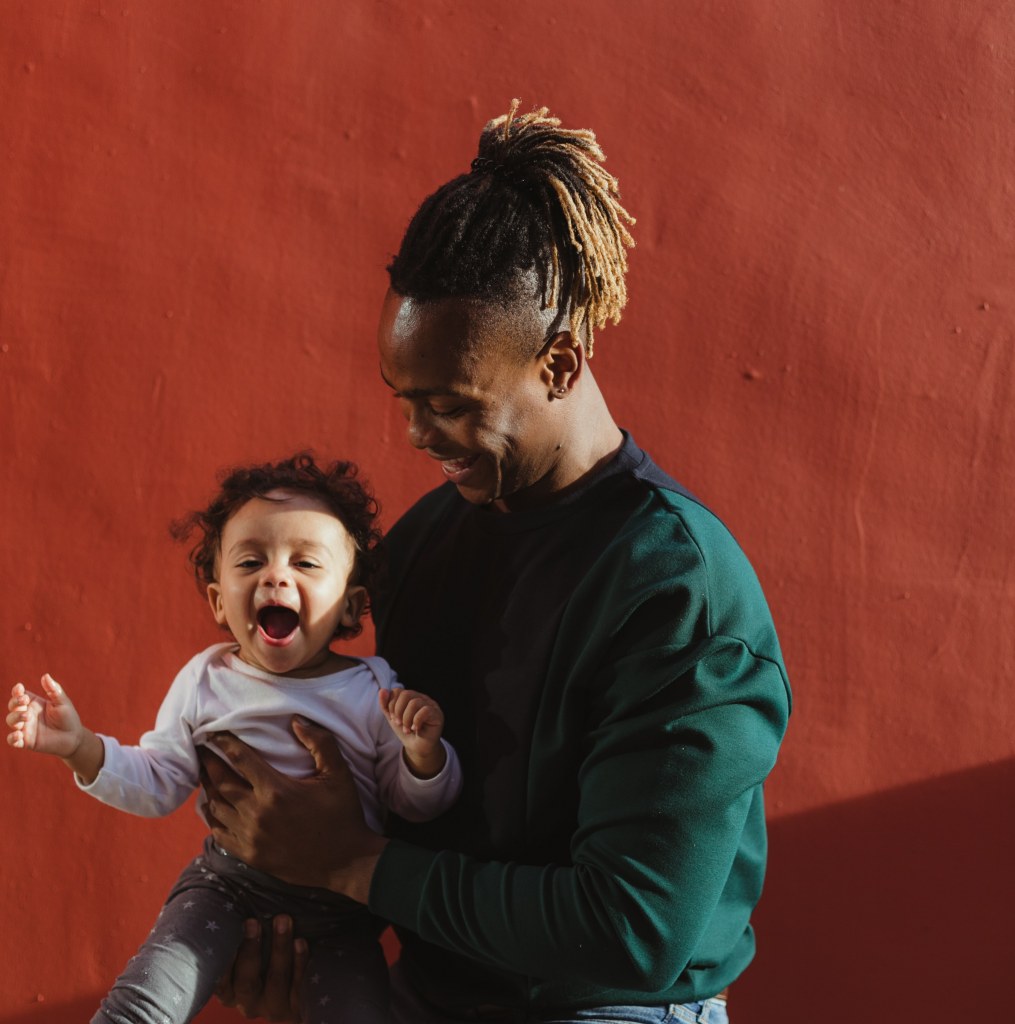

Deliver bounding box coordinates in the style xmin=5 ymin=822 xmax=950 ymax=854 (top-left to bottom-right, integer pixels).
xmin=534 ymin=1000 xmax=729 ymax=1024
xmin=390 ymin=962 xmax=729 ymax=1024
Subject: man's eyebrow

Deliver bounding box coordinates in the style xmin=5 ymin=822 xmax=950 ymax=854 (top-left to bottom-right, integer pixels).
xmin=379 ymin=367 xmax=466 ymax=400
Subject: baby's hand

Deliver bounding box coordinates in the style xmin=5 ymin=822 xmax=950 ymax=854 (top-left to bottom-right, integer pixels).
xmin=378 ymin=688 xmax=447 ymax=779
xmin=7 ymin=675 xmax=84 ymax=757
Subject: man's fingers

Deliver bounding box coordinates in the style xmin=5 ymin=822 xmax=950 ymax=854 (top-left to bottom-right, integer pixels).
xmin=263 ymin=914 xmax=302 ymax=1022
xmin=208 ymin=732 xmax=282 ymax=789
xmin=229 ymin=918 xmax=266 ymax=1004
xmin=291 ymin=937 xmax=309 ymax=1018
xmin=292 ymin=715 xmax=350 ymax=778
xmin=197 ymin=745 xmax=244 ymax=803
xmin=206 ymin=795 xmax=243 ymax=836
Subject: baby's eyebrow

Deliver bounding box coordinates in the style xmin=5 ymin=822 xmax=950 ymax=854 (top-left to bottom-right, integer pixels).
xmin=224 ymin=538 xmax=334 ymax=558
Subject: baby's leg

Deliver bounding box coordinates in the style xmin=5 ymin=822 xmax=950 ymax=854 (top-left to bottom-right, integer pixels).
xmin=92 ymin=887 xmax=244 ymax=1024
xmin=302 ymin=935 xmax=391 ymax=1024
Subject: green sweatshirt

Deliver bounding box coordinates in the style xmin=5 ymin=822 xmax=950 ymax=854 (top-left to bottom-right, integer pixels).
xmin=369 ymin=450 xmax=791 ymax=1010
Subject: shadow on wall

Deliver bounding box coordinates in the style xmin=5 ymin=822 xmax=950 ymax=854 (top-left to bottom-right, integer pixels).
xmin=737 ymin=758 xmax=1014 ymax=1023
xmin=5 ymin=763 xmax=1011 ymax=1023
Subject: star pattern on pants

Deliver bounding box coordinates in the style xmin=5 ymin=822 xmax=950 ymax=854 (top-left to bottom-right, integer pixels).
xmin=319 ymin=994 xmax=331 ymax=1006
xmin=182 ymin=901 xmax=195 ymax=910
xmin=205 ymin=920 xmax=220 ymax=932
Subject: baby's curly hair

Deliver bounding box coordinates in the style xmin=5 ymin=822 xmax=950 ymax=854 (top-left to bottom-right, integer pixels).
xmin=171 ymin=453 xmax=384 ymax=641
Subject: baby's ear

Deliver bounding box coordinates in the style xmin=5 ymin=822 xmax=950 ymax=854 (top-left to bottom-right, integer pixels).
xmin=339 ymin=585 xmax=368 ymax=629
xmin=206 ymin=581 xmax=228 ymax=627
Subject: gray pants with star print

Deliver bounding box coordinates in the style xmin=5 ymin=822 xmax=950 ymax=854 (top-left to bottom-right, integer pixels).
xmin=91 ymin=835 xmax=391 ymax=1024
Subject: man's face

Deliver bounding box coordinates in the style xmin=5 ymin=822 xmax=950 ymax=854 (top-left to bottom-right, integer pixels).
xmin=206 ymin=490 xmax=364 ymax=675
xmin=377 ymin=289 xmax=563 ymax=507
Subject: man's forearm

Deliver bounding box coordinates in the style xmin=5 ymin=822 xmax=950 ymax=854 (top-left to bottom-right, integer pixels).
xmin=328 ymin=836 xmax=388 ymax=904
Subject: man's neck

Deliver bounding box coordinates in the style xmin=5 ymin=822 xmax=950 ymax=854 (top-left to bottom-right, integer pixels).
xmin=492 ymin=370 xmax=624 ymax=513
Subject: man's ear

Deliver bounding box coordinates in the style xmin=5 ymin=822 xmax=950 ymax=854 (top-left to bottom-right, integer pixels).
xmin=339 ymin=585 xmax=368 ymax=629
xmin=206 ymin=581 xmax=228 ymax=626
xmin=538 ymin=330 xmax=585 ymax=399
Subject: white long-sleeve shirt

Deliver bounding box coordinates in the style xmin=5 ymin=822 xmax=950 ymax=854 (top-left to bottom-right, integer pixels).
xmin=78 ymin=643 xmax=462 ymax=834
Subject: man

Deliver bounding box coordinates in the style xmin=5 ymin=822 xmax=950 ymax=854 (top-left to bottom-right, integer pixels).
xmin=201 ymin=101 xmax=790 ymax=1023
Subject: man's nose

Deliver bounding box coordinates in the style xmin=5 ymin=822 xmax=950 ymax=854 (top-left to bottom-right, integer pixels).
xmin=405 ymin=406 xmax=444 ymax=451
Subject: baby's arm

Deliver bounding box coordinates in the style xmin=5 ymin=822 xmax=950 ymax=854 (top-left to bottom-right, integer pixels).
xmin=376 ymin=684 xmax=463 ymax=823
xmin=7 ymin=659 xmax=203 ymax=817
xmin=378 ymin=686 xmax=447 ymax=779
xmin=7 ymin=675 xmax=105 ymax=784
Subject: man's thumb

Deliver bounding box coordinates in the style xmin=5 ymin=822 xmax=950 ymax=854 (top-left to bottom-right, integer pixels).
xmin=292 ymin=715 xmax=348 ymax=777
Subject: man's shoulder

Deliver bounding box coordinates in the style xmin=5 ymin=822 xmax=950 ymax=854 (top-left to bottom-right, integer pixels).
xmin=618 ymin=458 xmax=747 ymax=582
xmin=598 ymin=460 xmax=785 ymax=671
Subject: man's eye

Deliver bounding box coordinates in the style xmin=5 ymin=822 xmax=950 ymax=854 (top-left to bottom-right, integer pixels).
xmin=431 ymin=404 xmax=465 ymax=418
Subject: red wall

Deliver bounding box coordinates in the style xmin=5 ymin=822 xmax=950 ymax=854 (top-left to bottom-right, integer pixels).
xmin=1 ymin=2 xmax=1012 ymax=1021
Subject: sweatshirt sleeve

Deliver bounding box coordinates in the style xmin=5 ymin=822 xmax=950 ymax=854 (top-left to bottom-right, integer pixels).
xmin=76 ymin=658 xmax=202 ymax=818
xmin=368 ymin=504 xmax=791 ymax=992
xmin=365 ymin=657 xmax=464 ymax=824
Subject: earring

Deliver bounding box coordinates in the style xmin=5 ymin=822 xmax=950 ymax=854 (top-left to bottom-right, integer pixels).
xmin=556 ymin=388 xmax=566 ymax=394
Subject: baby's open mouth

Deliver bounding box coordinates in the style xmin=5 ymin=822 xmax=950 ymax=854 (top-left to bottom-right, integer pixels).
xmin=257 ymin=605 xmax=300 ymax=646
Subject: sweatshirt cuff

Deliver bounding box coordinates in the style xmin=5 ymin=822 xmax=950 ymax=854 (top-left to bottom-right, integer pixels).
xmin=398 ymin=737 xmax=458 ymax=788
xmin=368 ymin=839 xmax=440 ymax=931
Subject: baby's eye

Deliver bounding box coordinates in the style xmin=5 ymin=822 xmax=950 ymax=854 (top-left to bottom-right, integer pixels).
xmin=237 ymin=559 xmax=262 ymax=569
xmin=294 ymin=560 xmax=319 ymax=570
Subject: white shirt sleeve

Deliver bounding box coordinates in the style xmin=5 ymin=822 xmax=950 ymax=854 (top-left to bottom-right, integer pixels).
xmin=75 ymin=657 xmax=202 ymax=818
xmin=363 ymin=657 xmax=464 ymax=824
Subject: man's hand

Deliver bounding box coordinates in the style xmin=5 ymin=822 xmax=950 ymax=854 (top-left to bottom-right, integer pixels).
xmin=214 ymin=914 xmax=309 ymax=1022
xmin=197 ymin=715 xmax=387 ymax=901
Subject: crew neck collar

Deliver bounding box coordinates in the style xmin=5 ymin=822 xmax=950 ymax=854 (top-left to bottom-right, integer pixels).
xmin=220 ymin=648 xmax=366 ymax=686
xmin=469 ymin=430 xmax=644 ymax=535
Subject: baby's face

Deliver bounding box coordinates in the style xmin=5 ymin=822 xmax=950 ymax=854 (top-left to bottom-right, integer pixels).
xmin=206 ymin=489 xmax=365 ymax=675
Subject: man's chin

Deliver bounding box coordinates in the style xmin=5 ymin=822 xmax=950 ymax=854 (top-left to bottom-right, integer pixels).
xmin=454 ymin=477 xmax=499 ymax=506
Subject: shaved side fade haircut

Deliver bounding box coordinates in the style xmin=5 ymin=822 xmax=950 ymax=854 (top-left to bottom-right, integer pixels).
xmin=387 ymin=100 xmax=636 ymax=357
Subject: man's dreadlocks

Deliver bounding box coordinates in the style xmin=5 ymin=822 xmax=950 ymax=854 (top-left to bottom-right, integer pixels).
xmin=387 ymin=100 xmax=636 ymax=357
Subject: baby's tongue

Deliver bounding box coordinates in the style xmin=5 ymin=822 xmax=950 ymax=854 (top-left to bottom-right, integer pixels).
xmin=258 ymin=606 xmax=299 ymax=640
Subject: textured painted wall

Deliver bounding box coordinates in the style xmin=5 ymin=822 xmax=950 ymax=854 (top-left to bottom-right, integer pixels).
xmin=1 ymin=2 xmax=1011 ymax=1021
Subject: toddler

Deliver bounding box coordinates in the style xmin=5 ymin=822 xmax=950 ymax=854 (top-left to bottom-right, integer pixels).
xmin=6 ymin=454 xmax=462 ymax=1024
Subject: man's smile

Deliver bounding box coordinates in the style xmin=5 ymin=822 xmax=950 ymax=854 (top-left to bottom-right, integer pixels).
xmin=433 ymin=453 xmax=481 ymax=483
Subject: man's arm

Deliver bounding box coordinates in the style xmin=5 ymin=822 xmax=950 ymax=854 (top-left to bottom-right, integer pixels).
xmin=366 ymin=631 xmax=789 ymax=991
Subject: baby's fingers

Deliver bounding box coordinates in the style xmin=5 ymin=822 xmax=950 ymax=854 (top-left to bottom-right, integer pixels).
xmin=411 ymin=704 xmax=440 ymax=733
xmin=398 ymin=698 xmax=426 ymax=733
xmin=6 ymin=706 xmax=29 ymax=729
